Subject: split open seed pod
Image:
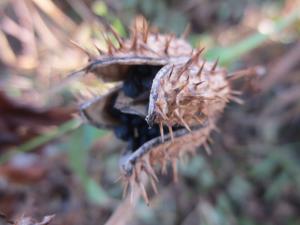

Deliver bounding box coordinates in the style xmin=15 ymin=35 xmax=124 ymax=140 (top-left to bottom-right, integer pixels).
xmin=67 ymin=16 xmax=257 ymax=204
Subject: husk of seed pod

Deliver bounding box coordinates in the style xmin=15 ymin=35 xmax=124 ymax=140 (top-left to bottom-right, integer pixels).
xmin=69 ymin=16 xmax=195 ymax=129
xmin=119 ymin=50 xmax=235 ymax=204
xmin=79 ymin=84 xmax=122 ymax=129
xmin=118 ymin=55 xmax=264 ymax=204
xmin=67 ymin=16 xmax=193 ymax=83
xmin=146 ymin=49 xmax=231 ymax=131
xmin=68 ymin=16 xmax=262 ymax=204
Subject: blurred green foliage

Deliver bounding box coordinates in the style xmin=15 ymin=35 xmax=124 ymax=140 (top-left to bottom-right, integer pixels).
xmin=1 ymin=1 xmax=300 ymax=224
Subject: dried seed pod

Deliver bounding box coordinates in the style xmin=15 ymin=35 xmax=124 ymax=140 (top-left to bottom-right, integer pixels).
xmin=68 ymin=16 xmax=192 ymax=83
xmin=68 ymin=16 xmax=256 ymax=203
xmin=146 ymin=51 xmax=230 ymax=129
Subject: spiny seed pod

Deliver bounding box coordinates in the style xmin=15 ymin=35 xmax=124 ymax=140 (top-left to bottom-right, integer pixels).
xmin=68 ymin=16 xmax=192 ymax=83
xmin=68 ymin=16 xmax=262 ymax=205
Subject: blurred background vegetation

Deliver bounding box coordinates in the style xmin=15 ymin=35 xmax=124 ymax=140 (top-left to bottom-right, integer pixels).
xmin=0 ymin=0 xmax=299 ymax=224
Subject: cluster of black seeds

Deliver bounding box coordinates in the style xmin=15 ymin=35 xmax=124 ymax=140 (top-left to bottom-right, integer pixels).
xmin=110 ymin=65 xmax=181 ymax=152
xmin=112 ymin=65 xmax=161 ymax=152
xmin=113 ymin=114 xmax=163 ymax=151
xmin=122 ymin=65 xmax=161 ymax=98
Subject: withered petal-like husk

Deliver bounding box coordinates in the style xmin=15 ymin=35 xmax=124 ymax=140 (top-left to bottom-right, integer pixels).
xmin=114 ymin=91 xmax=148 ymax=117
xmin=80 ymin=85 xmax=121 ymax=128
xmin=119 ymin=121 xmax=215 ymax=177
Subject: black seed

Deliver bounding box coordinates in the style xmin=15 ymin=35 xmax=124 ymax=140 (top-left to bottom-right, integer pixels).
xmin=122 ymin=80 xmax=140 ymax=98
xmin=140 ymin=135 xmax=148 ymax=145
xmin=127 ymin=138 xmax=135 ymax=151
xmin=131 ymin=117 xmax=145 ymax=126
xmin=120 ymin=114 xmax=131 ymax=124
xmin=128 ymin=137 xmax=140 ymax=152
xmin=141 ymin=76 xmax=153 ymax=89
xmin=114 ymin=125 xmax=131 ymax=141
xmin=147 ymin=126 xmax=159 ymax=139
xmin=138 ymin=124 xmax=149 ymax=135
xmin=111 ymin=65 xmax=166 ymax=150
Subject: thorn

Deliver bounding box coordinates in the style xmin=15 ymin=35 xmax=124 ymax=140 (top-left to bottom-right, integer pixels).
xmin=229 ymin=96 xmax=244 ymax=104
xmin=140 ymin=43 xmax=160 ymax=55
xmin=179 ymin=54 xmax=195 ymax=76
xmin=203 ymin=142 xmax=212 ymax=155
xmin=184 ymin=56 xmax=194 ymax=69
xmin=182 ymin=119 xmax=192 ymax=132
xmin=168 ymin=64 xmax=175 ymax=80
xmin=174 ymin=110 xmax=191 ymax=132
xmin=185 ymin=74 xmax=190 ymax=84
xmin=108 ymin=26 xmax=124 ymax=47
xmin=150 ymin=178 xmax=158 ymax=194
xmin=211 ymin=57 xmax=219 ymax=72
xmin=192 ymin=114 xmax=204 ymax=124
xmin=130 ymin=28 xmax=138 ymax=50
xmin=176 ymin=76 xmax=189 ymax=95
xmin=93 ymin=42 xmax=105 ymax=55
xmin=172 ymin=159 xmax=178 ymax=183
xmin=215 ymin=94 xmax=228 ymax=103
xmin=139 ymin=182 xmax=150 ymax=206
xmin=156 ymin=102 xmax=167 ymax=120
xmin=164 ymin=34 xmax=174 ymax=54
xmin=181 ymin=23 xmax=191 ymax=39
xmin=129 ymin=169 xmax=137 ymax=198
xmin=175 ymin=87 xmax=188 ymax=106
xmin=130 ymin=180 xmax=135 ymax=204
xmin=69 ymin=40 xmax=93 ymax=59
xmin=122 ymin=181 xmax=129 ymax=198
xmin=143 ymin=163 xmax=159 ymax=182
xmin=168 ymin=124 xmax=174 ymax=141
xmin=161 ymin=158 xmax=168 ymax=175
xmin=197 ymin=60 xmax=206 ymax=76
xmin=192 ymin=47 xmax=205 ymax=62
xmin=159 ymin=122 xmax=164 ymax=143
xmin=231 ymin=90 xmax=243 ymax=96
xmin=194 ymin=81 xmax=204 ymax=86
xmin=227 ymin=66 xmax=266 ymax=81
xmin=213 ymin=126 xmax=221 ymax=133
xmin=208 ymin=136 xmax=214 ymax=144
xmin=142 ymin=18 xmax=149 ymax=42
xmin=105 ymin=37 xmax=116 ymax=54
xmin=113 ymin=175 xmax=122 ymax=183
xmin=178 ymin=65 xmax=188 ymax=77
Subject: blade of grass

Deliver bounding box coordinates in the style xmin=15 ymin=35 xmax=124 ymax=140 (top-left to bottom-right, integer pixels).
xmin=205 ymin=7 xmax=300 ymax=64
xmin=0 ymin=119 xmax=81 ymax=164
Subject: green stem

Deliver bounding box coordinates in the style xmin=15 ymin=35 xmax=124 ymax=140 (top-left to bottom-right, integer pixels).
xmin=0 ymin=119 xmax=81 ymax=164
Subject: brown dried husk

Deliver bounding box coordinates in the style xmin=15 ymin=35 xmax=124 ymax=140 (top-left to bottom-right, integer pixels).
xmin=69 ymin=16 xmax=250 ymax=204
xmin=68 ymin=16 xmax=192 ymax=83
xmin=120 ymin=51 xmax=235 ymax=204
